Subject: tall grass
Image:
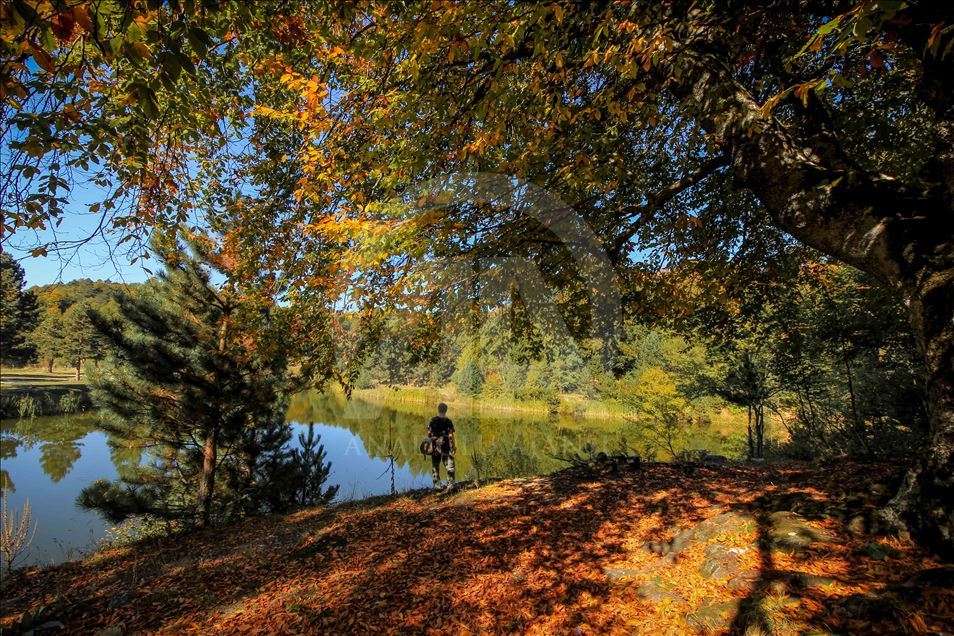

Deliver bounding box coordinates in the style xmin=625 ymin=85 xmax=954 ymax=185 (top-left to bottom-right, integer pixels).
xmin=0 ymin=389 xmax=89 ymax=419
xmin=1 ymin=482 xmax=37 ymax=572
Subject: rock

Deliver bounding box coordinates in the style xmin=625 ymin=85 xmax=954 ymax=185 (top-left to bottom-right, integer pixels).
xmin=769 ymin=511 xmax=833 ymax=550
xmin=862 ymin=541 xmax=900 ymax=561
xmin=702 ymin=454 xmax=728 ymax=464
xmin=699 ymin=543 xmax=747 ymax=581
xmin=94 ymin=628 xmax=124 ymax=636
xmin=726 ymin=569 xmax=760 ymax=592
xmin=686 ymin=598 xmax=741 ymax=633
xmin=588 ymin=454 xmax=640 ymax=475
xmin=847 ymin=514 xmax=867 ymax=534
xmin=604 ymin=567 xmax=642 ymax=581
xmin=671 ymin=512 xmax=757 ymax=552
xmin=644 ymin=511 xmax=757 ymax=556
xmin=637 ymin=578 xmax=686 ymax=605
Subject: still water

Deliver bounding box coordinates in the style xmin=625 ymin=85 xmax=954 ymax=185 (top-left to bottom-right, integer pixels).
xmin=0 ymin=390 xmax=738 ymax=568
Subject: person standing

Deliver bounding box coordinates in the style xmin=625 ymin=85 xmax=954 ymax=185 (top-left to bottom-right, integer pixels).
xmin=428 ymin=403 xmax=456 ymax=489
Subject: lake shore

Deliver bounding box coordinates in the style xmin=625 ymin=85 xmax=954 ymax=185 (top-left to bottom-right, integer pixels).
xmin=351 ymin=384 xmax=631 ymax=420
xmin=2 ymin=460 xmax=950 ymax=634
xmin=0 ymin=368 xmax=91 ymax=419
xmin=348 ymin=384 xmax=754 ymax=442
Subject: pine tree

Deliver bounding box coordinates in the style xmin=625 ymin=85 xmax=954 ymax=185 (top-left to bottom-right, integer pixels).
xmin=0 ymin=252 xmax=39 ymax=365
xmin=78 ymin=236 xmax=335 ymax=526
xmin=290 ymin=424 xmax=338 ymax=507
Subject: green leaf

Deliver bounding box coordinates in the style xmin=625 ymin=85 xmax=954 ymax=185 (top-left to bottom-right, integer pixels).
xmin=172 ymin=49 xmax=196 ymax=76
xmin=160 ymin=52 xmax=183 ymax=81
xmin=817 ymin=16 xmax=842 ymax=36
xmin=186 ymin=27 xmax=208 ymax=58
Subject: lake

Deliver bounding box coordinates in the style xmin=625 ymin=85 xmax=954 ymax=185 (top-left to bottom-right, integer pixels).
xmin=0 ymin=390 xmax=742 ymax=568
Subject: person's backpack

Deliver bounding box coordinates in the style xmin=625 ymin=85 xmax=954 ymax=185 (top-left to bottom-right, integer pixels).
xmin=420 ymin=436 xmax=437 ymax=456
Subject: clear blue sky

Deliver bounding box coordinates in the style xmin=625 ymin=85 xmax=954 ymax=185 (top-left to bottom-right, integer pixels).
xmin=7 ymin=238 xmax=152 ymax=288
xmin=5 ymin=195 xmax=153 ymax=287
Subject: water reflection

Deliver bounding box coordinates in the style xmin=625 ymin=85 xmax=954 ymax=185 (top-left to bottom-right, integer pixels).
xmin=1 ymin=391 xmax=741 ymax=567
xmin=1 ymin=414 xmax=118 ymax=567
xmin=286 ymin=390 xmax=648 ymax=482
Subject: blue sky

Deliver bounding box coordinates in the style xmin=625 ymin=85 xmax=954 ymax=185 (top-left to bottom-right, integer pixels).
xmin=8 ymin=237 xmax=152 ymax=288
xmin=5 ymin=189 xmax=153 ymax=287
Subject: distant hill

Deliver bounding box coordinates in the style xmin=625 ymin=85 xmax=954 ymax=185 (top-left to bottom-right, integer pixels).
xmin=29 ymin=279 xmax=145 ymax=312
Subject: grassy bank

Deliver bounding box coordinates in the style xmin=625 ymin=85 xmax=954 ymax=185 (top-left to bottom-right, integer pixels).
xmin=1 ymin=461 xmax=950 ymax=634
xmin=352 ymin=384 xmax=634 ymax=419
xmin=0 ymin=369 xmax=91 ymax=419
xmin=349 ymin=384 xmax=760 ymax=448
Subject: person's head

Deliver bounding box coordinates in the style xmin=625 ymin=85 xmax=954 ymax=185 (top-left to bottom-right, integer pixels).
xmin=438 ymin=402 xmax=448 ymax=416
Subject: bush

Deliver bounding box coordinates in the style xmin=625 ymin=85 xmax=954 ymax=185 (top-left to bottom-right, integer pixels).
xmin=16 ymin=395 xmax=38 ymax=419
xmin=58 ymin=391 xmax=83 ymax=414
xmin=481 ymin=369 xmax=505 ymax=397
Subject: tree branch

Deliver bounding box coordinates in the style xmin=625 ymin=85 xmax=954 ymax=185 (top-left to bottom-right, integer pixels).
xmin=664 ymin=43 xmax=953 ymax=296
xmin=609 ymin=153 xmax=729 ymax=260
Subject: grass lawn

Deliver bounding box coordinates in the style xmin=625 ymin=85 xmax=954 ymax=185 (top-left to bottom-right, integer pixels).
xmin=0 ymin=367 xmax=87 ymax=391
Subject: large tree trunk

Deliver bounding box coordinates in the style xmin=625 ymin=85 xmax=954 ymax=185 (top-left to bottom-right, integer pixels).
xmin=74 ymin=359 xmax=81 ymax=381
xmin=45 ymin=358 xmax=53 ymax=373
xmin=881 ymin=267 xmax=954 ymax=557
xmin=196 ymin=426 xmax=219 ymax=527
xmin=667 ymin=32 xmax=954 ymax=554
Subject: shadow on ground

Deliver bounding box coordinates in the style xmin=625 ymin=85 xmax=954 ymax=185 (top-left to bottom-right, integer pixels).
xmin=1 ymin=461 xmax=951 ymax=634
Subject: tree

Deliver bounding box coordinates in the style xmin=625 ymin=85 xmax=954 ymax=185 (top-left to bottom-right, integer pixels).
xmin=621 ymin=367 xmax=690 ymax=460
xmin=762 ymin=263 xmax=927 ymax=458
xmin=78 ymin=235 xmax=334 ymax=526
xmin=0 ymin=253 xmax=38 ymax=365
xmin=30 ymin=310 xmax=63 ymax=373
xmin=721 ymin=352 xmax=775 ymax=460
xmin=457 ymin=361 xmax=484 ymax=397
xmin=6 ymin=1 xmax=953 ymax=552
xmin=61 ymin=301 xmax=102 ymax=380
xmin=253 ymin=1 xmax=948 ymax=554
xmin=289 ymin=424 xmax=339 ymax=508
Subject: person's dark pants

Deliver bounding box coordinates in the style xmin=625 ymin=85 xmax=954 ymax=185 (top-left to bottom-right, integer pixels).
xmin=431 ymin=452 xmax=455 ymax=487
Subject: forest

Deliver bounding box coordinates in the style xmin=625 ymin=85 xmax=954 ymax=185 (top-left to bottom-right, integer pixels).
xmin=1 ymin=1 xmax=952 ymax=634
